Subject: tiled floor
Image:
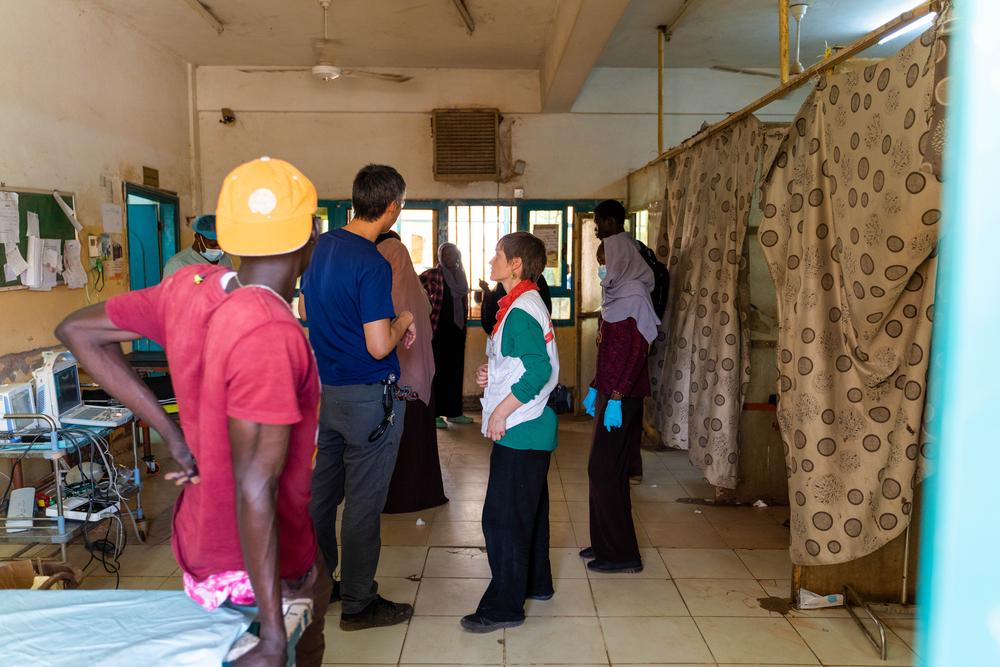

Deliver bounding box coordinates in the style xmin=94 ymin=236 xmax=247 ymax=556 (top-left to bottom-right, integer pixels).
xmin=25 ymin=414 xmax=918 ymax=666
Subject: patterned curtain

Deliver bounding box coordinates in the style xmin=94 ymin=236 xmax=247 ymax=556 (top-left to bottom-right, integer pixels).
xmin=758 ymin=28 xmax=944 ymax=565
xmin=648 ymin=117 xmax=764 ymax=489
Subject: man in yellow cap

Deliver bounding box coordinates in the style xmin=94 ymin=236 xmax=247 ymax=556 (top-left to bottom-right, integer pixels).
xmin=56 ymin=156 xmax=330 ymax=667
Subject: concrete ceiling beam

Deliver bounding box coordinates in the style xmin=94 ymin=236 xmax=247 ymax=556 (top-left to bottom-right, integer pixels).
xmin=539 ymin=0 xmax=632 ymax=113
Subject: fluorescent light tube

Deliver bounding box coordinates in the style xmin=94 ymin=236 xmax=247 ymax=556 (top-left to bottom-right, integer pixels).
xmin=878 ymin=12 xmax=935 ymax=45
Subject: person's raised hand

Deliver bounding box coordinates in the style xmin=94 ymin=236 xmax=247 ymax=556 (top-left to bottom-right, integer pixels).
xmin=478 ymin=279 xmax=490 ymax=292
xmin=476 ymin=364 xmax=489 ymax=389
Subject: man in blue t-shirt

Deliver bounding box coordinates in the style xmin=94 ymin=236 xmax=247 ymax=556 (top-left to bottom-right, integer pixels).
xmin=300 ymin=164 xmax=416 ymax=631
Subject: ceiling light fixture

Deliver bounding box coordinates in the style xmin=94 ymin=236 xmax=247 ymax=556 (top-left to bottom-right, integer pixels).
xmin=877 ymin=12 xmax=935 ymax=45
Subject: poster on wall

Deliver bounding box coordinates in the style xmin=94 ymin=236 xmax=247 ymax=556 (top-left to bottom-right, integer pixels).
xmin=533 ymin=224 xmax=560 ymax=268
xmin=99 ymin=233 xmax=124 ymax=279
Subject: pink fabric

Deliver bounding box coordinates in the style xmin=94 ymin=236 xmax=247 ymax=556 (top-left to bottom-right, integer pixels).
xmin=378 ymin=238 xmax=436 ymax=402
xmin=183 ymin=569 xmax=255 ymax=611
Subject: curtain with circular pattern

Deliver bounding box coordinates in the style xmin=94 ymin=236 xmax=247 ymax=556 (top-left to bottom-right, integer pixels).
xmin=648 ymin=117 xmax=764 ymax=489
xmin=758 ymin=27 xmax=944 ymax=565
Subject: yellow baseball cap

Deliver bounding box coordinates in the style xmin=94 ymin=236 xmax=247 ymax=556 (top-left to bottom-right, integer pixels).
xmin=215 ymin=157 xmax=318 ymax=256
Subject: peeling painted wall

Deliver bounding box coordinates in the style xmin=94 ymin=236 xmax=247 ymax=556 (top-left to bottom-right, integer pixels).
xmin=0 ymin=2 xmax=192 ymax=368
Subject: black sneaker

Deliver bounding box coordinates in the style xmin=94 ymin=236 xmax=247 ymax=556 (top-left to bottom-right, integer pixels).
xmin=579 ymin=547 xmax=594 ymax=559
xmin=526 ymin=591 xmax=554 ymax=601
xmin=330 ymin=580 xmax=341 ymax=603
xmin=587 ymin=559 xmax=643 ymax=574
xmin=340 ymin=595 xmax=413 ymax=631
xmin=460 ymin=613 xmax=524 ymax=633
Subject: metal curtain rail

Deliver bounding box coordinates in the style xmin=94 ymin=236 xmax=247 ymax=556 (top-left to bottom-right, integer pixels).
xmin=643 ymin=0 xmax=939 ymax=166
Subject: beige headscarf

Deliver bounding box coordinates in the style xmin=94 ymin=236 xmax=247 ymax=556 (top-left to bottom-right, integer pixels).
xmin=377 ymin=236 xmax=435 ymax=404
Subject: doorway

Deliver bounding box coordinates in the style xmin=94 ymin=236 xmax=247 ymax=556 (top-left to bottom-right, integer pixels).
xmin=573 ymin=211 xmax=599 ymax=414
xmin=124 ymin=183 xmax=180 ymax=351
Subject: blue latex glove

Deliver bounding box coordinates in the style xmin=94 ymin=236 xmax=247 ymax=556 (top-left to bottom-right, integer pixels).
xmin=604 ymin=399 xmax=623 ymax=432
xmin=582 ymin=387 xmax=598 ymax=417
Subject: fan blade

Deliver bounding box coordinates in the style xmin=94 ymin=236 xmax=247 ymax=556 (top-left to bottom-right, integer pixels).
xmin=237 ymin=67 xmax=311 ymax=73
xmin=711 ymin=65 xmax=780 ymax=79
xmin=340 ymin=69 xmax=413 ymax=83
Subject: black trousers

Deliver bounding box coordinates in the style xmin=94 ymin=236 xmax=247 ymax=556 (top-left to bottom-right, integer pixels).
xmin=477 ymin=444 xmax=553 ymax=622
xmin=588 ymin=394 xmax=643 ymax=564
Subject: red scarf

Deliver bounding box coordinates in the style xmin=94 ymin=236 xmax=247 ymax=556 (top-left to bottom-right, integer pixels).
xmin=492 ymin=279 xmax=538 ymax=336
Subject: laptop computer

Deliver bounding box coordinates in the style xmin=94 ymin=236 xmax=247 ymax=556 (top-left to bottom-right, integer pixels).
xmin=36 ymin=359 xmax=133 ymax=429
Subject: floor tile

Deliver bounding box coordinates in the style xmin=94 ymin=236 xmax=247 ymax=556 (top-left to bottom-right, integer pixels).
xmin=525 ymin=578 xmax=596 ymax=616
xmin=321 ymin=616 xmax=407 ymax=664
xmin=631 ymin=482 xmax=688 ymax=503
xmin=414 ymin=577 xmax=488 ymax=616
xmin=550 ymin=547 xmax=588 ymax=579
xmin=444 ymin=484 xmax=488 ymax=501
xmin=736 ymin=549 xmax=793 ymax=579
xmin=695 ymin=617 xmax=818 ymax=665
xmin=643 ymin=521 xmax=729 ymax=548
xmin=80 ymin=576 xmax=167 ymax=590
xmin=563 ymin=482 xmax=590 ymax=501
xmin=436 ymin=500 xmax=484 ymax=522
xmin=568 ymin=500 xmax=591 ymax=523
xmin=633 ymin=501 xmax=713 ymax=525
xmin=400 ymin=616 xmax=503 ymax=664
xmin=660 ymin=548 xmax=754 ymax=579
xmin=372 ymin=546 xmax=428 ymax=579
xmin=601 ymin=617 xmax=714 ymax=664
xmin=714 ymin=522 xmax=791 ymax=550
xmin=549 ymin=500 xmax=571 ymax=522
xmin=591 ymin=578 xmax=688 ymax=616
xmin=676 ymin=578 xmax=776 ymax=617
xmin=380 ymin=521 xmax=431 ymax=546
xmin=428 ymin=521 xmax=485 ymax=547
xmin=549 ymin=521 xmax=578 ymax=548
xmin=885 ymin=617 xmax=920 ymax=652
xmin=789 ymin=617 xmax=915 ymax=665
xmin=381 ymin=506 xmax=441 ymax=523
xmin=423 ymin=547 xmax=491 ymax=578
xmin=505 ymin=616 xmax=609 ymax=664
xmin=585 ymin=547 xmax=670 ymax=580
xmin=114 ymin=545 xmax=179 ymax=577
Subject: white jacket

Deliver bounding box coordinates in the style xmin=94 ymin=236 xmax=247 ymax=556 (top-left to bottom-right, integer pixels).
xmin=481 ymin=289 xmax=560 ymax=437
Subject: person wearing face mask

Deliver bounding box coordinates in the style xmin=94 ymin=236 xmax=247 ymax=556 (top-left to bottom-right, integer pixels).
xmin=579 ymin=234 xmax=660 ymax=574
xmin=163 ymin=214 xmax=234 ymax=278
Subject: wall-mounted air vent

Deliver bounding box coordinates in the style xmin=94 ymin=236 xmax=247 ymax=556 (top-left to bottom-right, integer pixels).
xmin=432 ymin=108 xmax=500 ymax=182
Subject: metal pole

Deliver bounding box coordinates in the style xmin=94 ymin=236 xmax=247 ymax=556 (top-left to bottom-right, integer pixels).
xmin=645 ymin=1 xmax=937 ymax=165
xmin=657 ymin=26 xmax=665 ymax=155
xmin=779 ymin=0 xmax=790 ymax=83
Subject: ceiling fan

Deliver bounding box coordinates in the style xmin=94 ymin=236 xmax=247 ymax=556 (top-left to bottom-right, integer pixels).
xmin=710 ymin=65 xmax=779 ymax=79
xmin=237 ymin=0 xmax=412 ymax=84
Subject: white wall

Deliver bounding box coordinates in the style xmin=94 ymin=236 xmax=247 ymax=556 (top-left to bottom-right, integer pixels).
xmin=0 ymin=1 xmax=193 ymax=379
xmin=196 ymin=66 xmax=807 ymax=206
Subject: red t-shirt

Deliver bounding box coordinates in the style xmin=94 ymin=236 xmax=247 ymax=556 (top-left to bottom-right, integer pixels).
xmin=106 ymin=264 xmax=319 ymax=581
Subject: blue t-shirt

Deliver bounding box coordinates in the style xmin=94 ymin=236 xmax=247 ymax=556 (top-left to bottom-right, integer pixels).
xmin=302 ymin=228 xmax=400 ymax=386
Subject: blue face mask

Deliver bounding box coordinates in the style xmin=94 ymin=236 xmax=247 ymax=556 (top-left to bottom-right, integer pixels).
xmin=597 ymin=265 xmax=607 ymax=281
xmin=200 ymin=248 xmax=224 ymax=262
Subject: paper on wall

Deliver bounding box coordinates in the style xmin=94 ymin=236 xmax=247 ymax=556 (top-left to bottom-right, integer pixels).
xmin=101 ymin=203 xmax=122 ymax=233
xmin=4 ymin=242 xmax=29 ymax=276
xmin=62 ymin=239 xmax=87 ymax=289
xmin=3 ymin=263 xmax=17 ymax=282
xmin=533 ymin=224 xmax=560 ymax=268
xmin=53 ymin=191 xmax=83 ymax=233
xmin=26 ymin=211 xmax=40 ymax=238
xmin=22 ymin=236 xmax=43 ymax=288
xmin=0 ymin=192 xmax=19 ymax=245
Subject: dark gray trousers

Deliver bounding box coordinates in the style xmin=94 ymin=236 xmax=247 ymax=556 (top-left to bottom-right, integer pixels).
xmin=309 ymin=383 xmax=405 ymax=614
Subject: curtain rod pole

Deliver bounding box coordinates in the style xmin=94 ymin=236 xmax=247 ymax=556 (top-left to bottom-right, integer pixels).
xmin=779 ymin=0 xmax=790 ymax=83
xmin=644 ymin=0 xmax=938 ymax=166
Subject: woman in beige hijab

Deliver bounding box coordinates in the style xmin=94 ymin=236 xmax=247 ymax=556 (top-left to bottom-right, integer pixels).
xmin=377 ymin=231 xmax=448 ymax=512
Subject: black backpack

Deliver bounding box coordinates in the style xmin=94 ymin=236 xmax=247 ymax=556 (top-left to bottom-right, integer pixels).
xmin=636 ymin=241 xmax=669 ymax=319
